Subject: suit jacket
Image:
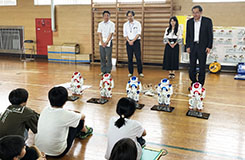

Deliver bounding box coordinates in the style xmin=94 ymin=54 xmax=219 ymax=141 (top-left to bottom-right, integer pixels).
xmin=186 ymin=16 xmax=213 ymax=52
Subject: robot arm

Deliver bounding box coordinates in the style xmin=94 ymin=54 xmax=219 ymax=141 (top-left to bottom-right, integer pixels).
xmin=157 ymin=84 xmax=161 ymax=93
xmin=126 ymin=81 xmax=131 ymax=92
xmin=110 ymin=79 xmax=114 ymax=89
xmin=80 ymin=77 xmax=84 ymax=86
xmin=201 ymin=88 xmax=206 ymax=99
xmin=138 ymin=82 xmax=142 ymax=92
xmin=190 ymin=87 xmax=194 ymax=96
xmin=100 ymin=78 xmax=104 ymax=89
xmin=169 ymin=84 xmax=173 ymax=95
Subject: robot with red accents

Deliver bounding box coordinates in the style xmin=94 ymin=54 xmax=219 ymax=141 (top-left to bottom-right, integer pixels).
xmin=100 ymin=73 xmax=114 ymax=98
xmin=70 ymin=72 xmax=84 ymax=95
xmin=126 ymin=76 xmax=142 ymax=102
xmin=157 ymin=78 xmax=173 ymax=106
xmin=189 ymin=82 xmax=206 ymax=111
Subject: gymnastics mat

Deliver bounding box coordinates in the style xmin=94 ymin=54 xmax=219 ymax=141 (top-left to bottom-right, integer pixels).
xmin=141 ymin=147 xmax=167 ymax=160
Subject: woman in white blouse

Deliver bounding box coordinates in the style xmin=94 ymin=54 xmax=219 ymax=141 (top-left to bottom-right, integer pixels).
xmin=163 ymin=16 xmax=182 ymax=79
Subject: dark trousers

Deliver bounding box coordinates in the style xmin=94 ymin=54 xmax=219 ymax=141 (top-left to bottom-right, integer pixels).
xmin=189 ymin=43 xmax=207 ymax=86
xmin=126 ymin=40 xmax=143 ymax=74
xmin=47 ymin=120 xmax=84 ymax=158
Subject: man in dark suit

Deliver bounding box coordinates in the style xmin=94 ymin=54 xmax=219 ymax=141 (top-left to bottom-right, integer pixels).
xmin=186 ymin=5 xmax=213 ymax=87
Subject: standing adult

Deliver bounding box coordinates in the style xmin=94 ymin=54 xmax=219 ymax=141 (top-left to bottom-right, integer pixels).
xmin=97 ymin=11 xmax=115 ymax=76
xmin=186 ymin=5 xmax=213 ymax=87
xmin=123 ymin=11 xmax=144 ymax=77
xmin=163 ymin=16 xmax=182 ymax=79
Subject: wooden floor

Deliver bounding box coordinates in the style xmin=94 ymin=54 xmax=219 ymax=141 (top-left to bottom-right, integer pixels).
xmin=0 ymin=57 xmax=245 ymax=160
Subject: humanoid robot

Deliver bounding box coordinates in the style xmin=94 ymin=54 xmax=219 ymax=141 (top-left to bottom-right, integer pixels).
xmin=100 ymin=73 xmax=114 ymax=98
xmin=189 ymin=82 xmax=206 ymax=111
xmin=126 ymin=76 xmax=142 ymax=102
xmin=70 ymin=72 xmax=84 ymax=95
xmin=157 ymin=78 xmax=173 ymax=106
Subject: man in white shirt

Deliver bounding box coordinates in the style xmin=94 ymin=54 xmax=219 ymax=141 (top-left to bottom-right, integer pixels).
xmin=186 ymin=5 xmax=213 ymax=88
xmin=97 ymin=11 xmax=115 ymax=76
xmin=123 ymin=11 xmax=144 ymax=78
xmin=35 ymin=86 xmax=93 ymax=158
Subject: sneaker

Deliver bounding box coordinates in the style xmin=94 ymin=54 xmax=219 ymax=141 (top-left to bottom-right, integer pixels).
xmin=139 ymin=73 xmax=144 ymax=77
xmin=169 ymin=73 xmax=175 ymax=79
xmin=168 ymin=74 xmax=172 ymax=79
xmin=137 ymin=137 xmax=146 ymax=148
xmin=172 ymin=74 xmax=175 ymax=79
xmin=77 ymin=126 xmax=93 ymax=139
xmin=128 ymin=73 xmax=133 ymax=77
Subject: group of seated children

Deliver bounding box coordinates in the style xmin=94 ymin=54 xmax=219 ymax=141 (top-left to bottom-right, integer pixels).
xmin=0 ymin=87 xmax=146 ymax=160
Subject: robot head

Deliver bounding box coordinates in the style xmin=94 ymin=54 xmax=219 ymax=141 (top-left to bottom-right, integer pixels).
xmin=193 ymin=82 xmax=202 ymax=89
xmin=72 ymin=72 xmax=81 ymax=79
xmin=103 ymin=73 xmax=111 ymax=80
xmin=130 ymin=76 xmax=138 ymax=82
xmin=161 ymin=78 xmax=169 ymax=85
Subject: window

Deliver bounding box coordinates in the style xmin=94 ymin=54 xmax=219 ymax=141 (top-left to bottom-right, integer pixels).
xmin=34 ymin=0 xmax=166 ymax=5
xmin=0 ymin=0 xmax=16 ymax=6
xmin=34 ymin=0 xmax=90 ymax=5
xmin=117 ymin=0 xmax=166 ymax=3
xmin=193 ymin=0 xmax=245 ymax=2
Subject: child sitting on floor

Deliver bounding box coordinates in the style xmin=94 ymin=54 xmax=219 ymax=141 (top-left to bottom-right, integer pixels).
xmin=0 ymin=135 xmax=46 ymax=160
xmin=0 ymin=88 xmax=39 ymax=139
xmin=105 ymin=97 xmax=146 ymax=160
xmin=35 ymin=86 xmax=93 ymax=158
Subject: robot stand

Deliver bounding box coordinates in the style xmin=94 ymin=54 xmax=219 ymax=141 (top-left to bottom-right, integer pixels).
xmin=151 ymin=104 xmax=175 ymax=113
xmin=87 ymin=98 xmax=108 ymax=104
xmin=67 ymin=95 xmax=79 ymax=101
xmin=136 ymin=103 xmax=145 ymax=110
xmin=186 ymin=109 xmax=210 ymax=119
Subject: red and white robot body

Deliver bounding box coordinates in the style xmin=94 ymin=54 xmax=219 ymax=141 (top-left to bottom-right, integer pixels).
xmin=100 ymin=73 xmax=114 ymax=98
xmin=157 ymin=78 xmax=173 ymax=106
xmin=70 ymin=72 xmax=84 ymax=95
xmin=126 ymin=76 xmax=142 ymax=102
xmin=189 ymin=82 xmax=206 ymax=111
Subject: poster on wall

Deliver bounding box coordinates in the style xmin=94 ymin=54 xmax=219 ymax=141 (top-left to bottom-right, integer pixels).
xmin=181 ymin=26 xmax=245 ymax=66
xmin=208 ymin=27 xmax=245 ymax=65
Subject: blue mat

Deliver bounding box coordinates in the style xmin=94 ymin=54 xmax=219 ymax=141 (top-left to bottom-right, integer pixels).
xmin=141 ymin=147 xmax=166 ymax=160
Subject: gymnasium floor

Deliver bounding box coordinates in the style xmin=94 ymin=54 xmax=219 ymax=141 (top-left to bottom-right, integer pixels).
xmin=0 ymin=57 xmax=244 ymax=160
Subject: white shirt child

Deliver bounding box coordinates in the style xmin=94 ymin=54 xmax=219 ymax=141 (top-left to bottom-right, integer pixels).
xmin=35 ymin=106 xmax=81 ymax=156
xmin=105 ymin=116 xmax=145 ymax=160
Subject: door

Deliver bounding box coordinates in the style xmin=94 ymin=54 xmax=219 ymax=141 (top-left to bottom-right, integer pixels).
xmin=36 ymin=18 xmax=53 ymax=55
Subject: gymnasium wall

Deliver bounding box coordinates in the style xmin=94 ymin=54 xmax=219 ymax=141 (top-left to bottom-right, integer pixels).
xmin=0 ymin=0 xmax=244 ymax=55
xmin=0 ymin=0 xmax=91 ymax=54
xmin=173 ymin=0 xmax=245 ymax=27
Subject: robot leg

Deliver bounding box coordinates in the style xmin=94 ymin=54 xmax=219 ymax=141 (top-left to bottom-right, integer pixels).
xmin=197 ymin=101 xmax=204 ymax=110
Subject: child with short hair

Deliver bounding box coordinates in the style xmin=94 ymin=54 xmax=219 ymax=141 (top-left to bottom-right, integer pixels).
xmin=105 ymin=97 xmax=146 ymax=160
xmin=35 ymin=86 xmax=93 ymax=158
xmin=0 ymin=135 xmax=45 ymax=160
xmin=0 ymin=88 xmax=39 ymax=139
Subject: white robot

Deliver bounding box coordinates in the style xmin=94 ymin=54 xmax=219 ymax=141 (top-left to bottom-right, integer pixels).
xmin=70 ymin=72 xmax=84 ymax=95
xmin=126 ymin=76 xmax=142 ymax=102
xmin=100 ymin=73 xmax=114 ymax=98
xmin=189 ymin=82 xmax=206 ymax=111
xmin=157 ymin=78 xmax=173 ymax=106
